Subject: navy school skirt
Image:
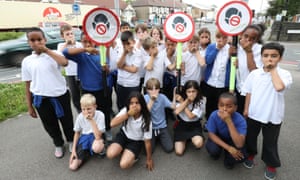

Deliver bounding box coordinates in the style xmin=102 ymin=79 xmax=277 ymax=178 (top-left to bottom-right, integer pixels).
xmin=174 ymin=116 xmax=203 ymax=141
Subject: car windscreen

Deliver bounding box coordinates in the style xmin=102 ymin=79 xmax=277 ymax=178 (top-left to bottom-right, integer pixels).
xmin=44 ymin=29 xmax=61 ymax=40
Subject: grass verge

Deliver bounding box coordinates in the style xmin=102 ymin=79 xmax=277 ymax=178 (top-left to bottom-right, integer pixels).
xmin=0 ymin=82 xmax=27 ymax=122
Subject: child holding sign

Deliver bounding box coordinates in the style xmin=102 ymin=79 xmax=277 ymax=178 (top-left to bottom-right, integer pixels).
xmin=62 ymin=33 xmax=113 ymax=142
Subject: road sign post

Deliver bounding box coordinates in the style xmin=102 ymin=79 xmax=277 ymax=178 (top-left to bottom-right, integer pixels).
xmin=83 ymin=7 xmax=120 ymax=96
xmin=216 ymin=1 xmax=252 ymax=93
xmin=72 ymin=3 xmax=80 ymax=27
xmin=72 ymin=3 xmax=80 ymax=15
xmin=163 ymin=12 xmax=195 ymax=93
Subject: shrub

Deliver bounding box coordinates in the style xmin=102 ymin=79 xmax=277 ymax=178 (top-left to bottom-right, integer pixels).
xmin=0 ymin=32 xmax=25 ymax=42
xmin=0 ymin=83 xmax=27 ymax=122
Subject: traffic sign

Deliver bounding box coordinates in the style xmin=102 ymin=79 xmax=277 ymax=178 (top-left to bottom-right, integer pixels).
xmin=216 ymin=1 xmax=252 ymax=36
xmin=163 ymin=12 xmax=195 ymax=93
xmin=163 ymin=12 xmax=195 ymax=42
xmin=72 ymin=3 xmax=80 ymax=15
xmin=82 ymin=7 xmax=120 ymax=46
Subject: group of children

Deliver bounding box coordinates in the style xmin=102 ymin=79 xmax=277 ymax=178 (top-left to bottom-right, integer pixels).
xmin=21 ymin=21 xmax=292 ymax=180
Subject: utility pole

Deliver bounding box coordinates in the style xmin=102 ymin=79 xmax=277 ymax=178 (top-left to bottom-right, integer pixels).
xmin=173 ymin=0 xmax=175 ymax=9
xmin=114 ymin=0 xmax=120 ymax=17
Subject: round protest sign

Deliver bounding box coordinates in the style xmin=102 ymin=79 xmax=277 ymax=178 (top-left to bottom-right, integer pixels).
xmin=82 ymin=7 xmax=120 ymax=46
xmin=163 ymin=12 xmax=195 ymax=42
xmin=216 ymin=1 xmax=252 ymax=36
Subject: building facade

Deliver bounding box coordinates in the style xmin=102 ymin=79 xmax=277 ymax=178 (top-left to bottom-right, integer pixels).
xmin=0 ymin=0 xmax=212 ymax=30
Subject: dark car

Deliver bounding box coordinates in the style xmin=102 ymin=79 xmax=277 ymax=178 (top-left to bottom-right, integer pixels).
xmin=0 ymin=27 xmax=81 ymax=66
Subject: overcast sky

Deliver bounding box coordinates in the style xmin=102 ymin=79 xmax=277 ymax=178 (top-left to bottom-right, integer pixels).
xmin=183 ymin=0 xmax=269 ymax=13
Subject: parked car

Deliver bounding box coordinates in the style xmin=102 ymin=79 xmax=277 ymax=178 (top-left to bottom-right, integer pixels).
xmin=0 ymin=27 xmax=81 ymax=66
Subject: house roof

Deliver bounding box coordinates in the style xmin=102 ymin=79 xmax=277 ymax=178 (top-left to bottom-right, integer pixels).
xmin=61 ymin=0 xmax=127 ymax=9
xmin=131 ymin=0 xmax=186 ymax=8
xmin=24 ymin=0 xmax=127 ymax=9
xmin=13 ymin=0 xmax=185 ymax=9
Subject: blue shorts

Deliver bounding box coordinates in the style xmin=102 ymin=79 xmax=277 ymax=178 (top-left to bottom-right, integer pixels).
xmin=76 ymin=133 xmax=95 ymax=160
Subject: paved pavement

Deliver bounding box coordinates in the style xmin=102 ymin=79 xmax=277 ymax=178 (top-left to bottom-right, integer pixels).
xmin=0 ymin=62 xmax=299 ymax=180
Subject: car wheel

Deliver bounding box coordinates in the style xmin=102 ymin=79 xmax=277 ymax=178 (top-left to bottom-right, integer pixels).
xmin=11 ymin=52 xmax=29 ymax=67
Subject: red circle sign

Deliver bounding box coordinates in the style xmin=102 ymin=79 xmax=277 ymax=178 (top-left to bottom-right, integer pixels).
xmin=175 ymin=24 xmax=185 ymax=33
xmin=82 ymin=8 xmax=120 ymax=46
xmin=96 ymin=24 xmax=107 ymax=35
xmin=216 ymin=1 xmax=252 ymax=36
xmin=163 ymin=12 xmax=195 ymax=42
xmin=230 ymin=15 xmax=240 ymax=26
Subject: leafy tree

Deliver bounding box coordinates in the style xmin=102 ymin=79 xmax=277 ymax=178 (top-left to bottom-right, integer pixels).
xmin=266 ymin=0 xmax=300 ymax=17
xmin=123 ymin=0 xmax=136 ymax=4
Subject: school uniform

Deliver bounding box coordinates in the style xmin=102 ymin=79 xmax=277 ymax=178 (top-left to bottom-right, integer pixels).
xmin=114 ymin=108 xmax=152 ymax=158
xmin=181 ymin=51 xmax=203 ymax=86
xmin=74 ymin=110 xmax=105 ymax=160
xmin=235 ymin=43 xmax=262 ymax=114
xmin=242 ymin=67 xmax=293 ymax=167
xmin=21 ymin=51 xmax=74 ymax=147
xmin=174 ymin=99 xmax=205 ymax=141
xmin=206 ymin=110 xmax=247 ymax=165
xmin=144 ymin=94 xmax=173 ymax=153
xmin=116 ymin=51 xmax=142 ymax=109
xmin=109 ymin=39 xmax=123 ymax=90
xmin=63 ymin=50 xmax=112 ymax=132
xmin=199 ymin=46 xmax=207 ymax=88
xmin=162 ymin=49 xmax=177 ymax=100
xmin=203 ymin=43 xmax=230 ymax=120
xmin=143 ymin=51 xmax=171 ymax=89
xmin=157 ymin=43 xmax=165 ymax=52
xmin=58 ymin=42 xmax=82 ymax=113
xmin=135 ymin=42 xmax=147 ymax=92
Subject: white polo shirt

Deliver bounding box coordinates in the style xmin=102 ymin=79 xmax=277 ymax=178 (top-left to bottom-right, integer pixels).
xmin=74 ymin=110 xmax=106 ymax=134
xmin=21 ymin=51 xmax=67 ymax=97
xmin=143 ymin=51 xmax=171 ymax=88
xmin=117 ymin=52 xmax=141 ymax=87
xmin=236 ymin=43 xmax=263 ymax=93
xmin=118 ymin=108 xmax=152 ymax=141
xmin=176 ymin=99 xmax=206 ymax=122
xmin=162 ymin=49 xmax=176 ymax=76
xmin=181 ymin=51 xmax=202 ymax=86
xmin=242 ymin=67 xmax=292 ymax=124
xmin=109 ymin=38 xmax=123 ymax=71
xmin=207 ymin=44 xmax=230 ymax=88
xmin=57 ymin=42 xmax=82 ymax=76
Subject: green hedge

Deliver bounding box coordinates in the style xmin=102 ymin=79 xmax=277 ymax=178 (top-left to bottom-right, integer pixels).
xmin=0 ymin=83 xmax=27 ymax=122
xmin=0 ymin=32 xmax=25 ymax=42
